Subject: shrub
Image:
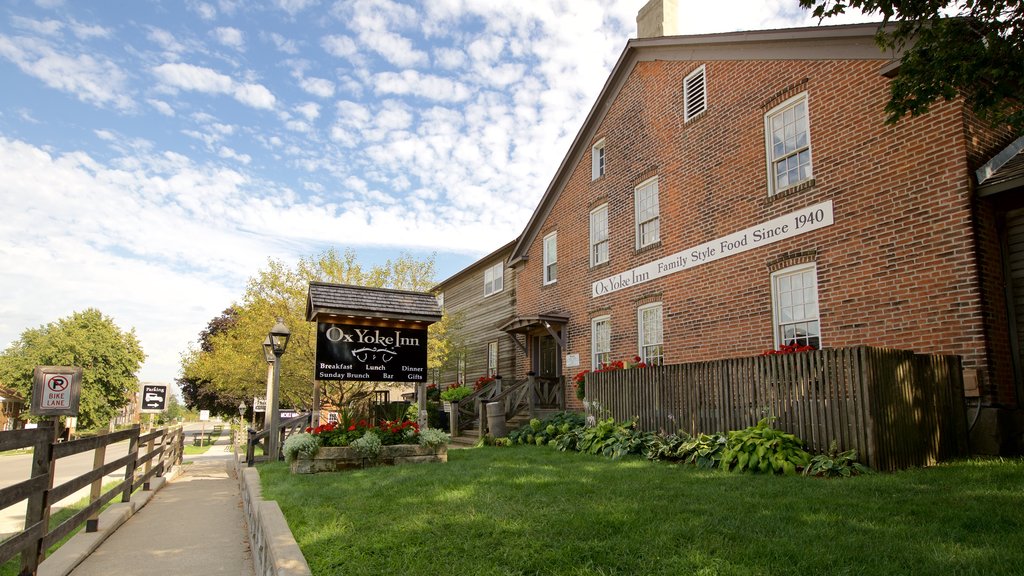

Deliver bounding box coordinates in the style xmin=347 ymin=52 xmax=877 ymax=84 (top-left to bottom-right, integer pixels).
xmin=440 ymin=385 xmax=473 ymax=402
xmin=283 ymin=432 xmax=320 ymax=463
xmin=419 ymin=428 xmax=451 ymax=449
xmin=507 ymin=411 xmax=585 ymax=445
xmin=646 ymin=432 xmax=726 ymax=469
xmin=803 ymin=440 xmax=873 ymax=478
xmin=720 ymin=417 xmax=810 ymax=475
xmin=351 ymin=431 xmax=383 ymax=461
xmin=558 ymin=417 xmax=656 ymax=459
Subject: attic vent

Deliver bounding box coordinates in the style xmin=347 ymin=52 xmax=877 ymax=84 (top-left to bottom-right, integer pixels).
xmin=683 ymin=65 xmax=706 ymax=121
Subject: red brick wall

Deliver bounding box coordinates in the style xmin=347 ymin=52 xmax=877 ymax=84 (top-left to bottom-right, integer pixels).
xmin=513 ymin=58 xmax=1013 ymax=409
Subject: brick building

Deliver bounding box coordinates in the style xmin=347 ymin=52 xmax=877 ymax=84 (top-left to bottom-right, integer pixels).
xmin=480 ymin=2 xmax=1019 ymax=454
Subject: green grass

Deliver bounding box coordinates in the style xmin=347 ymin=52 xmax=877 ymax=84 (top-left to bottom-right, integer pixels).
xmin=182 ymin=426 xmax=226 ymax=456
xmin=259 ymin=447 xmax=1024 ymax=576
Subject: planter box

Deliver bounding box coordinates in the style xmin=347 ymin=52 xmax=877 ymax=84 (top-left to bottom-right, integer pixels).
xmin=290 ymin=444 xmax=448 ymax=474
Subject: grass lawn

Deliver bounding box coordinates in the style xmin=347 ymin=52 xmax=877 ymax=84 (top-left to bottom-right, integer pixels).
xmin=259 ymin=447 xmax=1024 ymax=576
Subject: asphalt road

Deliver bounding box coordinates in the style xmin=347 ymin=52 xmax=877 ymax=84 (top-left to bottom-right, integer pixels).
xmin=0 ymin=422 xmax=211 ymax=537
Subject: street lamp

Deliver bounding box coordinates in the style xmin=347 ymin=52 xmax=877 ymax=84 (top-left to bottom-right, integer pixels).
xmin=265 ymin=317 xmax=290 ymax=461
xmin=238 ymin=400 xmax=246 ymax=420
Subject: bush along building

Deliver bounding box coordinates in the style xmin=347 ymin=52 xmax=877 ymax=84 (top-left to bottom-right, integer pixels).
xmin=437 ymin=0 xmax=1023 ymax=456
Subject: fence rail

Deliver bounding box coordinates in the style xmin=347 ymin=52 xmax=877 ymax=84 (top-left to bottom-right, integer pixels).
xmin=585 ymin=346 xmax=968 ymax=471
xmin=0 ymin=423 xmax=183 ymax=575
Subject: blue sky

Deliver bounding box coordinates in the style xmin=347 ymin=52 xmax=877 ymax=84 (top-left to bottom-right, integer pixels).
xmin=0 ymin=0 xmax=870 ymax=386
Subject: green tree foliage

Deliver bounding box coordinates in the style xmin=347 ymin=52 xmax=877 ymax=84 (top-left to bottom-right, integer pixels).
xmin=180 ymin=248 xmax=452 ymax=415
xmin=177 ymin=307 xmax=244 ymax=414
xmin=0 ymin=308 xmax=145 ymax=429
xmin=800 ymin=0 xmax=1024 ymax=132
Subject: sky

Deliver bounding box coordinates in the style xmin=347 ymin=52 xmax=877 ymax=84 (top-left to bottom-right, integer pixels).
xmin=0 ymin=0 xmax=873 ymax=387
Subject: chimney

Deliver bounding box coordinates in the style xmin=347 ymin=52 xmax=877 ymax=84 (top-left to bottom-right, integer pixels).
xmin=636 ymin=0 xmax=678 ymax=39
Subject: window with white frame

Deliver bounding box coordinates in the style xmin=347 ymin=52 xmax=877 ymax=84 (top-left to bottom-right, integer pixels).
xmin=592 ymin=315 xmax=611 ymax=368
xmin=638 ymin=303 xmax=664 ymax=365
xmin=771 ymin=263 xmax=821 ymax=349
xmin=457 ymin=352 xmax=466 ymax=385
xmin=765 ymin=93 xmax=813 ymax=195
xmin=543 ymin=232 xmax=558 ymax=284
xmin=634 ymin=177 xmax=660 ymax=249
xmin=683 ymin=65 xmax=706 ymax=121
xmin=592 ymin=139 xmax=606 ymax=180
xmin=484 ymin=262 xmax=503 ymax=297
xmin=487 ymin=341 xmax=499 ymax=376
xmin=590 ymin=204 xmax=609 ymax=267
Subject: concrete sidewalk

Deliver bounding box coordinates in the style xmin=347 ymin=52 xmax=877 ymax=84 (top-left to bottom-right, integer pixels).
xmin=43 ymin=431 xmax=255 ymax=576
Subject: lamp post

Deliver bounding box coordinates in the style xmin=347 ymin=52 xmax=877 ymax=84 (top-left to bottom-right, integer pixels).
xmin=265 ymin=317 xmax=290 ymax=461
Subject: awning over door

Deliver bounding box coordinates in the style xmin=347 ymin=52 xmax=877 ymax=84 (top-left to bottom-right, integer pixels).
xmin=500 ymin=313 xmax=569 ymax=351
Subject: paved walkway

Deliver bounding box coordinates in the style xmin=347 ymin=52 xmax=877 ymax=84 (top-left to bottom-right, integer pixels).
xmin=64 ymin=431 xmax=255 ymax=576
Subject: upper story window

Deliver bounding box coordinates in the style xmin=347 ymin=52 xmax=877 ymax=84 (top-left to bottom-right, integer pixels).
xmin=590 ymin=204 xmax=609 ymax=267
xmin=592 ymin=315 xmax=611 ymax=368
xmin=543 ymin=231 xmax=557 ymax=284
xmin=484 ymin=262 xmax=503 ymax=297
xmin=765 ymin=93 xmax=813 ymax=195
xmin=683 ymin=65 xmax=706 ymax=121
xmin=638 ymin=302 xmax=664 ymax=366
xmin=634 ymin=177 xmax=660 ymax=249
xmin=771 ymin=263 xmax=820 ymax=349
xmin=591 ymin=139 xmax=606 ymax=180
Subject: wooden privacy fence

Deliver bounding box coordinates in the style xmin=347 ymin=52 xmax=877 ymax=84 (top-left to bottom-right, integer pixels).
xmin=0 ymin=423 xmax=183 ymax=575
xmin=585 ymin=346 xmax=968 ymax=471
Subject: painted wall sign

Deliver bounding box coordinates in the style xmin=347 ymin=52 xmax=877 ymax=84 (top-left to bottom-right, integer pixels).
xmin=315 ymin=321 xmax=429 ymax=382
xmin=31 ymin=365 xmax=83 ymax=416
xmin=140 ymin=383 xmax=167 ymax=413
xmin=593 ymin=200 xmax=835 ymax=297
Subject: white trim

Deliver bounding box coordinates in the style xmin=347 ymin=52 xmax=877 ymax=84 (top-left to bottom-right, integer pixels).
xmin=683 ymin=65 xmax=706 ymax=121
xmin=637 ymin=302 xmax=664 ymax=365
xmin=543 ymin=231 xmax=558 ymax=285
xmin=591 ymin=315 xmax=611 ymax=367
xmin=487 ymin=341 xmax=499 ymax=376
xmin=764 ymin=92 xmax=813 ymax=196
xmin=483 ymin=262 xmax=504 ymax=297
xmin=634 ymin=176 xmax=660 ymax=249
xmin=590 ymin=203 xmax=609 ymax=267
xmin=770 ymin=262 xmax=821 ymax=349
xmin=591 ymin=138 xmax=606 ymax=180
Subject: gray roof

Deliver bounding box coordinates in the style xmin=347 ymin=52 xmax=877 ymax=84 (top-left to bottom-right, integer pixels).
xmin=305 ymin=282 xmax=442 ymax=323
xmin=977 ymin=136 xmax=1024 ymax=197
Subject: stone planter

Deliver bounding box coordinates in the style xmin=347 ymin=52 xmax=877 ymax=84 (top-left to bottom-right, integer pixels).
xmin=290 ymin=444 xmax=448 ymax=474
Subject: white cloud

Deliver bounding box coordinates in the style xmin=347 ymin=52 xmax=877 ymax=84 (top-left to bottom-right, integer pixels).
xmin=433 ymin=47 xmax=465 ymax=70
xmin=70 ymin=21 xmax=112 ymax=40
xmin=218 ymin=146 xmax=252 ymax=164
xmin=321 ymin=34 xmax=356 ymax=58
xmin=364 ymin=31 xmax=428 ymax=68
xmin=147 ymin=98 xmax=176 ymax=116
xmin=213 ymin=27 xmax=245 ymax=50
xmin=147 ymin=27 xmax=187 ymax=56
xmin=152 ymin=63 xmax=276 ymax=110
xmin=269 ymin=32 xmax=299 ymax=54
xmin=299 ymin=76 xmax=335 ymax=98
xmin=11 ymin=16 xmax=63 ymax=36
xmin=0 ymin=34 xmax=134 ymax=111
xmin=373 ymin=70 xmax=472 ymax=102
xmin=193 ymin=2 xmax=217 ymax=21
xmin=33 ymin=0 xmax=64 ymax=8
xmin=295 ymin=102 xmax=320 ymax=121
xmin=276 ymin=0 xmax=319 ymax=15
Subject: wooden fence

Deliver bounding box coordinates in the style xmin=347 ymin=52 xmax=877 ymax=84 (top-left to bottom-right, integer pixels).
xmin=585 ymin=346 xmax=968 ymax=471
xmin=0 ymin=423 xmax=183 ymax=575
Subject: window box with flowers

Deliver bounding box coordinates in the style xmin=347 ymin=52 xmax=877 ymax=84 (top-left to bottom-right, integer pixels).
xmin=285 ymin=418 xmax=451 ymax=474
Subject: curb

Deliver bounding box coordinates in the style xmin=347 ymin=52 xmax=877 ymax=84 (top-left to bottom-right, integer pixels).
xmin=235 ymin=457 xmax=312 ymax=576
xmin=37 ymin=466 xmax=182 ymax=576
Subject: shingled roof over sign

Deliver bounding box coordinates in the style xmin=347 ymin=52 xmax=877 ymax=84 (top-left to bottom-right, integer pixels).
xmin=305 ymin=282 xmax=443 ymax=324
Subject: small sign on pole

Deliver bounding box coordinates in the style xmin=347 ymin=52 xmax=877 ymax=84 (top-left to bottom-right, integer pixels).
xmin=30 ymin=366 xmax=83 ymax=416
xmin=199 ymin=409 xmax=210 ymax=421
xmin=140 ymin=384 xmax=167 ymax=413
xmin=253 ymin=396 xmax=267 ymax=413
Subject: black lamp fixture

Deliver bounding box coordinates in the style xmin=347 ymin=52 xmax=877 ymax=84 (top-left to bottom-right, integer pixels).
xmin=269 ymin=317 xmax=290 ymax=356
xmin=262 ymin=336 xmax=275 ymax=364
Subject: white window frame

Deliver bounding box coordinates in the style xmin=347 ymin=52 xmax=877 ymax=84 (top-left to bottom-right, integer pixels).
xmin=543 ymin=231 xmax=558 ymax=285
xmin=765 ymin=92 xmax=813 ymax=196
xmin=637 ymin=302 xmax=664 ymax=366
xmin=487 ymin=341 xmax=499 ymax=376
xmin=683 ymin=65 xmax=706 ymax=121
xmin=771 ymin=263 xmax=821 ymax=349
xmin=591 ymin=138 xmax=606 ymax=180
xmin=590 ymin=203 xmax=609 ymax=267
xmin=483 ymin=262 xmax=504 ymax=297
xmin=457 ymin=352 xmax=466 ymax=385
xmin=592 ymin=315 xmax=611 ymax=368
xmin=634 ymin=177 xmax=660 ymax=249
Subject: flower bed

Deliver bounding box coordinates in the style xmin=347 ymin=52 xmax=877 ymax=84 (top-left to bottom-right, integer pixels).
xmin=290 ymin=444 xmax=448 ymax=474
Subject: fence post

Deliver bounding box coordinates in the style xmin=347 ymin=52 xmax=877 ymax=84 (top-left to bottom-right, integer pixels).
xmin=246 ymin=429 xmax=256 ymax=467
xmin=86 ymin=442 xmax=107 ymax=532
xmin=527 ymin=374 xmax=536 ymax=418
xmin=448 ymin=402 xmax=459 ymax=436
xmin=478 ymin=402 xmax=488 ymax=439
xmin=21 ymin=419 xmax=58 ymax=575
xmin=143 ymin=434 xmax=157 ymax=490
xmin=121 ymin=426 xmax=140 ymax=503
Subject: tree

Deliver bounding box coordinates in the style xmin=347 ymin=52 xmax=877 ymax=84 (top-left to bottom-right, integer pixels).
xmin=800 ymin=0 xmax=1024 ymax=132
xmin=0 ymin=308 xmax=145 ymax=429
xmin=180 ymin=248 xmax=450 ymax=416
xmin=177 ymin=307 xmax=245 ymax=415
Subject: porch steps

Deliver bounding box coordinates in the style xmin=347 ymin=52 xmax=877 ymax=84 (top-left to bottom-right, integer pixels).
xmin=448 ymin=408 xmax=566 ymax=446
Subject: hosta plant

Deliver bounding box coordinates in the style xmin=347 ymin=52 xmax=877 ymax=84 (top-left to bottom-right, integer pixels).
xmin=803 ymin=440 xmax=873 ymax=478
xmin=721 ymin=417 xmax=810 ymax=475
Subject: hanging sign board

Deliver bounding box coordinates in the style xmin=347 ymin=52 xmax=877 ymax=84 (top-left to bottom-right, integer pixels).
xmin=140 ymin=384 xmax=167 ymax=414
xmin=315 ymin=321 xmax=428 ymax=382
xmin=31 ymin=366 xmax=83 ymax=416
xmin=253 ymin=396 xmax=267 ymax=413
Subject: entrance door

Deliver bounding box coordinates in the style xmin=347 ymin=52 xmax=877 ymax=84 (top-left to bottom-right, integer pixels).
xmin=536 ymin=335 xmax=559 ymax=378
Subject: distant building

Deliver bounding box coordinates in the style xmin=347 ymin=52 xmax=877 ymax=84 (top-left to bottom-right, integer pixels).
xmin=0 ymin=385 xmax=26 ymax=431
